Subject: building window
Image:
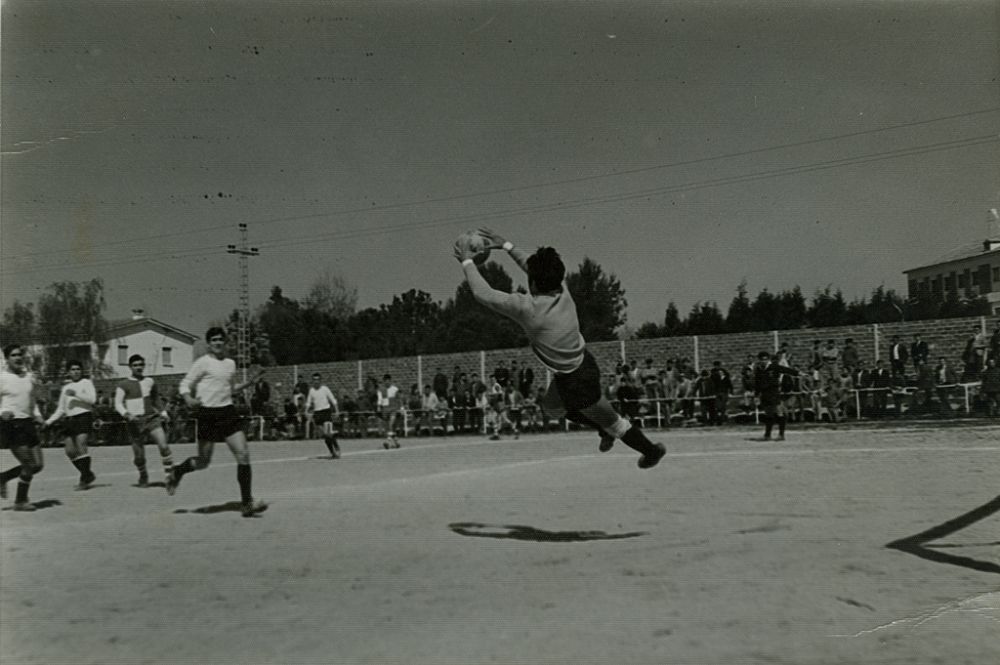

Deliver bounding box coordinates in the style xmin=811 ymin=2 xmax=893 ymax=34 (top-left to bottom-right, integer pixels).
xmin=163 ymin=347 xmax=173 ymax=367
xmin=117 ymin=345 xmax=128 ymax=365
xmin=971 ymin=272 xmax=979 ymax=286
xmin=994 ymin=267 xmax=999 ymax=283
xmin=957 ymin=274 xmax=967 ymax=288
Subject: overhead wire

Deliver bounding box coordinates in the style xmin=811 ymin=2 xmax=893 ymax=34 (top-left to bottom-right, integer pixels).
xmin=3 ymin=106 xmax=997 ymax=263
xmin=3 ymin=131 xmax=995 ymax=274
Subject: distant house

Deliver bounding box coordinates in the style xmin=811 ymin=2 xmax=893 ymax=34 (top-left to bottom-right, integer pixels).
xmin=100 ymin=315 xmax=198 ymax=378
xmin=904 ymin=211 xmax=1000 ymax=315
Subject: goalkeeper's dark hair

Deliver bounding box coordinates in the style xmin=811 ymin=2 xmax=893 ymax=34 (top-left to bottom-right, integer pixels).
xmin=526 ymin=247 xmax=565 ymax=293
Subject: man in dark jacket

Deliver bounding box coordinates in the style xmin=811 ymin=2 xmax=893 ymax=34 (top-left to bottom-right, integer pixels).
xmin=910 ymin=334 xmax=929 ymax=371
xmin=754 ymin=351 xmax=799 ymax=441
xmin=870 ymin=359 xmax=893 ymax=417
xmin=981 ymin=357 xmax=1000 ymax=416
xmin=889 ymin=336 xmax=909 ymax=379
xmin=710 ymin=361 xmax=733 ymax=425
xmin=853 ymin=360 xmax=872 ymax=417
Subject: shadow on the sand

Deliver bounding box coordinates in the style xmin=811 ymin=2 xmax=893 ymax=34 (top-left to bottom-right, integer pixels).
xmin=887 ymin=494 xmax=1000 ymax=575
xmin=449 ymin=522 xmax=647 ymax=542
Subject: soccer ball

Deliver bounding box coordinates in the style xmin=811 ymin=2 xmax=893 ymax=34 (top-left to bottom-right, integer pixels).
xmin=457 ymin=230 xmax=491 ymax=265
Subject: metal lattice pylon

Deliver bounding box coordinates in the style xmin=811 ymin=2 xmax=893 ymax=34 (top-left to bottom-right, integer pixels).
xmin=227 ymin=223 xmax=258 ymax=382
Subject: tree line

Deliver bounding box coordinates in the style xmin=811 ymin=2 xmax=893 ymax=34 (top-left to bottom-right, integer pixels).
xmin=634 ymin=280 xmax=989 ymax=339
xmin=223 ymin=257 xmax=627 ymax=365
xmin=1 ymin=264 xmax=988 ymax=375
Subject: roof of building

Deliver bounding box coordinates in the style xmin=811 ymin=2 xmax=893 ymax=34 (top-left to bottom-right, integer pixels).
xmin=905 ymin=240 xmax=1000 ymax=274
xmin=105 ymin=317 xmax=198 ymax=342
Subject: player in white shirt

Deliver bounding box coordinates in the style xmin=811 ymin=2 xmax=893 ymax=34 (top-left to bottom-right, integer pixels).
xmin=168 ymin=327 xmax=267 ymax=518
xmin=0 ymin=344 xmax=46 ymax=511
xmin=306 ymin=372 xmax=341 ymax=459
xmin=45 ymin=360 xmax=98 ymax=490
xmin=377 ymin=374 xmax=402 ymax=449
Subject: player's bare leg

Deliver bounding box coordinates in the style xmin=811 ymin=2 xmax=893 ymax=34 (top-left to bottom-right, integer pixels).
xmin=3 ymin=444 xmax=44 ymax=510
xmin=65 ymin=432 xmax=96 ymax=489
xmin=223 ymin=431 xmax=266 ymax=517
xmin=166 ymin=438 xmax=214 ymax=496
xmin=541 ymin=382 xmax=615 ymax=453
xmin=578 ymin=396 xmax=665 ymax=469
xmin=148 ymin=426 xmax=174 ymax=484
xmin=130 ymin=437 xmax=149 ymax=487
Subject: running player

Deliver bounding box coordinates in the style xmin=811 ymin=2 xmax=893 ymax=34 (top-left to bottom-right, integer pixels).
xmin=456 ymin=230 xmax=665 ymax=468
xmin=44 ymin=360 xmax=98 ymax=489
xmin=378 ymin=374 xmax=402 ymax=449
xmin=115 ymin=354 xmax=174 ymax=487
xmin=306 ymin=372 xmax=341 ymax=459
xmin=0 ymin=344 xmax=46 ymax=510
xmin=168 ymin=328 xmax=267 ymax=517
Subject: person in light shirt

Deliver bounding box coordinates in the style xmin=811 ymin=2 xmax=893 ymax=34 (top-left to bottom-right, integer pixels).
xmin=169 ymin=327 xmax=267 ymax=518
xmin=305 ymin=372 xmax=341 ymax=459
xmin=0 ymin=344 xmax=46 ymax=511
xmin=456 ymin=229 xmax=665 ymax=469
xmin=377 ymin=374 xmax=402 ymax=450
xmin=45 ymin=360 xmax=98 ymax=490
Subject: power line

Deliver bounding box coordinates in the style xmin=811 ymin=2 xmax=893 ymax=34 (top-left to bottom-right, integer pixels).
xmin=232 ymin=133 xmax=1000 ymax=253
xmin=2 ymin=131 xmax=996 ymax=276
xmin=4 ymin=106 xmax=998 ymax=262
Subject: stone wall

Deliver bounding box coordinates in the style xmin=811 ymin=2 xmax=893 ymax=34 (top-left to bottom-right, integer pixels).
xmin=90 ymin=314 xmax=998 ymax=404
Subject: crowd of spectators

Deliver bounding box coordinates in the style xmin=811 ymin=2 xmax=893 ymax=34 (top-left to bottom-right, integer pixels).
xmin=30 ymin=321 xmax=1000 ymax=446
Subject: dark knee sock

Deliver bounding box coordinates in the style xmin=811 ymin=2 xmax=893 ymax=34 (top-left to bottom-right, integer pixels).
xmin=134 ymin=458 xmax=147 ymax=475
xmin=237 ymin=464 xmax=252 ymax=504
xmin=620 ymin=425 xmax=658 ymax=456
xmin=778 ymin=417 xmax=786 ymax=437
xmin=15 ymin=479 xmax=31 ymax=503
xmin=71 ymin=456 xmax=88 ymax=477
xmin=324 ymin=438 xmax=336 ymax=455
xmin=764 ymin=417 xmax=773 ymax=438
xmin=173 ymin=457 xmax=199 ymax=479
xmin=1 ymin=466 xmax=23 ymax=483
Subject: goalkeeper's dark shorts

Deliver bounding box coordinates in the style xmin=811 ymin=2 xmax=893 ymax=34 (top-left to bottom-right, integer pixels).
xmin=552 ymin=349 xmax=603 ymax=412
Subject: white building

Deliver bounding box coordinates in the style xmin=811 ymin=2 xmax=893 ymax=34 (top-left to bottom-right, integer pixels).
xmin=904 ymin=210 xmax=1000 ymax=315
xmin=23 ymin=313 xmax=197 ymax=378
xmin=100 ymin=316 xmax=198 ymax=378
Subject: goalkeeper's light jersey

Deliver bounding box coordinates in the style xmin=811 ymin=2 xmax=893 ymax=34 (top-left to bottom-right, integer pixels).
xmin=464 ymin=273 xmax=586 ymax=374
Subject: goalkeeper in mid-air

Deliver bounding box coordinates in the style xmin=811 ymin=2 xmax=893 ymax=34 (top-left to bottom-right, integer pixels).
xmin=454 ymin=228 xmax=666 ymax=469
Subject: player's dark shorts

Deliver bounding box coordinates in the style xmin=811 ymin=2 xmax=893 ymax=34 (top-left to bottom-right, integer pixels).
xmin=61 ymin=412 xmax=95 ymax=438
xmin=553 ymin=349 xmax=603 ymax=412
xmin=312 ymin=408 xmax=332 ymax=426
xmin=0 ymin=418 xmax=41 ymax=449
xmin=758 ymin=392 xmax=786 ymax=416
xmin=196 ymin=405 xmax=243 ymax=442
xmin=127 ymin=414 xmax=165 ymax=440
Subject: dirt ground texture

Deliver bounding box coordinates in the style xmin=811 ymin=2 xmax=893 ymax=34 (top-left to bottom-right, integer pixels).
xmin=1 ymin=424 xmax=998 ymax=665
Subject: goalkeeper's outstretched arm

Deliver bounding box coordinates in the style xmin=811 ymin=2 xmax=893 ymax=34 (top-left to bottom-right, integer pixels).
xmin=479 ymin=228 xmax=530 ymax=274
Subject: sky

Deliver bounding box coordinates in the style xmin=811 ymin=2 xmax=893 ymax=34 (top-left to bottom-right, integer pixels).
xmin=2 ymin=0 xmax=998 ymax=338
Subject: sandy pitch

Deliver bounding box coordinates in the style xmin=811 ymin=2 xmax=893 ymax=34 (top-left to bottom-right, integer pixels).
xmin=2 ymin=425 xmax=998 ymax=665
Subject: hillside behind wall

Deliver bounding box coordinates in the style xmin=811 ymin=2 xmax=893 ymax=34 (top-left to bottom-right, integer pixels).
xmin=92 ymin=314 xmax=998 ymax=403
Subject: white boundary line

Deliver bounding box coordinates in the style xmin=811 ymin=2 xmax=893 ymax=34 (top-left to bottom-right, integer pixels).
xmin=25 ymin=433 xmax=1000 ymax=485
